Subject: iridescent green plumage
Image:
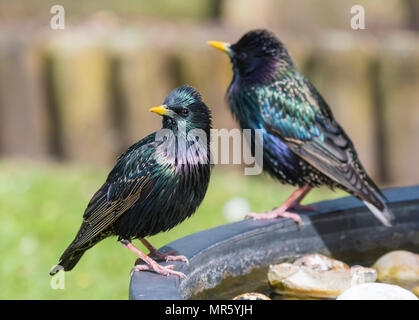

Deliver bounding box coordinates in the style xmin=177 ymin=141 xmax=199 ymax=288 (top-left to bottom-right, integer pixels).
xmin=51 ymin=86 xmax=212 ymax=275
xmin=212 ymin=29 xmax=394 ymax=226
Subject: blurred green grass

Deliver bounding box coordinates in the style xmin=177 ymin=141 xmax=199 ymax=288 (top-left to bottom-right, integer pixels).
xmin=0 ymin=160 xmax=345 ymax=299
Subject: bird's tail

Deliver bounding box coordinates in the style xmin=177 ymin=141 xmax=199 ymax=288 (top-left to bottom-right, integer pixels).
xmin=50 ymin=247 xmax=86 ymax=275
xmin=363 ymin=200 xmax=394 ymax=227
xmin=50 ymin=223 xmax=107 ymax=276
xmin=360 ymin=180 xmax=395 ymax=227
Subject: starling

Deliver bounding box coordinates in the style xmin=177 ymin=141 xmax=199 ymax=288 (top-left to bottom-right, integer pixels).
xmin=209 ymin=30 xmax=394 ymax=227
xmin=50 ymin=86 xmax=212 ymax=278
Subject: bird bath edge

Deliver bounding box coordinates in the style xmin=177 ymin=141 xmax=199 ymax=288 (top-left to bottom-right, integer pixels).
xmin=129 ymin=185 xmax=419 ymax=300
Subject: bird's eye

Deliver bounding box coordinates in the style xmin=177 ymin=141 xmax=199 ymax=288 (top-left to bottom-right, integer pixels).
xmin=239 ymin=52 xmax=247 ymax=60
xmin=181 ymin=108 xmax=189 ymax=117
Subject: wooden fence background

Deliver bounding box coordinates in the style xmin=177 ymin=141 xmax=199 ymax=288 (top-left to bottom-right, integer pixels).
xmin=0 ymin=0 xmax=418 ymax=187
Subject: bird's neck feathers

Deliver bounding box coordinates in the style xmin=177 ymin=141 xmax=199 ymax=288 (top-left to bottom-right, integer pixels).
xmin=154 ymin=124 xmax=211 ymax=172
xmin=227 ymin=57 xmax=297 ymax=130
xmin=229 ymin=55 xmax=294 ymax=95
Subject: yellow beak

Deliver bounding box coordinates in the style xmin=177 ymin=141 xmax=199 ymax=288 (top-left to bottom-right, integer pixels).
xmin=149 ymin=105 xmax=172 ymax=116
xmin=207 ymin=41 xmax=233 ymax=55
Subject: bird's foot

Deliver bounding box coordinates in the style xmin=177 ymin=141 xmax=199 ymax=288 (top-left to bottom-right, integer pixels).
xmin=138 ymin=239 xmax=189 ymax=265
xmin=164 ymin=254 xmax=189 ymax=265
xmin=247 ymin=209 xmax=302 ymax=227
xmin=122 ymin=240 xmax=186 ymax=279
xmin=131 ymin=262 xmax=186 ymax=279
xmin=137 ymin=250 xmax=189 ymax=265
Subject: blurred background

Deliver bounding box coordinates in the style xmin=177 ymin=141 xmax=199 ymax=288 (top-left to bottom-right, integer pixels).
xmin=0 ymin=0 xmax=418 ymax=299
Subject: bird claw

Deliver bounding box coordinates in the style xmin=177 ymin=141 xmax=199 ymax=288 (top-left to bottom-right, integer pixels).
xmin=131 ymin=263 xmax=187 ymax=279
xmin=247 ymin=212 xmax=278 ymax=220
xmin=247 ymin=210 xmax=302 ymax=227
xmin=148 ymin=249 xmax=189 ymax=266
xmin=166 ymin=255 xmax=189 ymax=265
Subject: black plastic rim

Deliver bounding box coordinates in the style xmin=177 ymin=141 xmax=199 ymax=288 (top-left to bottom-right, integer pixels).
xmin=129 ymin=185 xmax=419 ymax=300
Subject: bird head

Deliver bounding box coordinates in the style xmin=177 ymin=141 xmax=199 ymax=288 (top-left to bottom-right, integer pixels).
xmin=150 ymin=86 xmax=212 ymax=134
xmin=208 ymin=29 xmax=293 ymax=84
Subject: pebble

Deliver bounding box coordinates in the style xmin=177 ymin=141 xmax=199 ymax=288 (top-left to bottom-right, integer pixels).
xmin=233 ymin=293 xmax=271 ymax=300
xmin=268 ymin=254 xmax=377 ymax=299
xmin=372 ymin=250 xmax=419 ymax=282
xmin=337 ymin=283 xmax=419 ymax=300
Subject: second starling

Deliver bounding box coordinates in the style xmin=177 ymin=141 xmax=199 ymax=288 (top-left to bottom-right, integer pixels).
xmin=209 ymin=30 xmax=394 ymax=227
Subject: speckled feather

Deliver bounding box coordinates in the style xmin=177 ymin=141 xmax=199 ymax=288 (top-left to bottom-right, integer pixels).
xmin=226 ymin=30 xmax=393 ymax=224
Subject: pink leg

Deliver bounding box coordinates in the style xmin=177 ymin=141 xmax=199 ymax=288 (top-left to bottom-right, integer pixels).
xmin=140 ymin=238 xmax=189 ymax=265
xmin=288 ymin=186 xmax=317 ymax=211
xmin=122 ymin=240 xmax=186 ymax=278
xmin=247 ymin=185 xmax=314 ymax=226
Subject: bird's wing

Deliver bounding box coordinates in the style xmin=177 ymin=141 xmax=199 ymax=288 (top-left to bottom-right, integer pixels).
xmin=73 ymin=138 xmax=158 ymax=248
xmin=259 ymin=75 xmax=385 ymax=202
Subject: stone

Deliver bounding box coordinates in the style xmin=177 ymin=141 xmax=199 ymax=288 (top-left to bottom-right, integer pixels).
xmin=372 ymin=250 xmax=419 ymax=288
xmin=268 ymin=254 xmax=377 ymax=299
xmin=293 ymin=253 xmax=349 ymax=271
xmin=337 ymin=283 xmax=418 ymax=300
xmin=233 ymin=293 xmax=271 ymax=300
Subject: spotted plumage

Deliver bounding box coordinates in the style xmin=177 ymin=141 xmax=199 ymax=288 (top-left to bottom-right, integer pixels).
xmin=209 ymin=30 xmax=394 ymax=226
xmin=51 ymin=86 xmax=212 ymax=276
